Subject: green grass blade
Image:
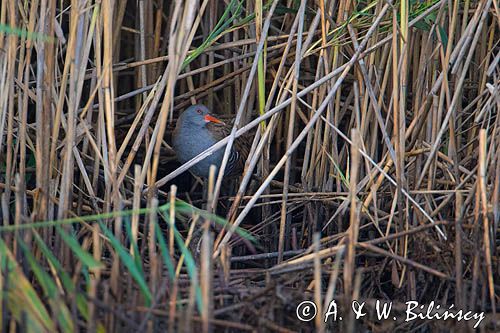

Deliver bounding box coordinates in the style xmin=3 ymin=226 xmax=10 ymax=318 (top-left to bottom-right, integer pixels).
xmin=159 ymin=211 xmax=203 ymax=313
xmin=18 ymin=238 xmax=74 ymax=332
xmin=0 ymin=239 xmax=56 ymax=332
xmin=0 ymin=23 xmax=55 ymax=42
xmin=99 ymin=222 xmax=152 ymax=305
xmin=154 ymin=221 xmax=176 ymax=281
xmin=56 ymin=226 xmax=103 ymax=269
xmin=171 ymin=200 xmax=255 ymax=242
xmin=32 ymin=231 xmax=90 ymax=321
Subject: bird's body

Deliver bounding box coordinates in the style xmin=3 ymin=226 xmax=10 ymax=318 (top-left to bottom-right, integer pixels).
xmin=172 ymin=105 xmax=250 ymax=179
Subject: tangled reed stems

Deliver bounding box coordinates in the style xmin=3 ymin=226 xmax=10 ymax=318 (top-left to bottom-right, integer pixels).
xmin=0 ymin=0 xmax=498 ymax=331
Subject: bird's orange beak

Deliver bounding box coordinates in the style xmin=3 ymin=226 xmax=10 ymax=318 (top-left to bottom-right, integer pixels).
xmin=204 ymin=114 xmax=224 ymax=124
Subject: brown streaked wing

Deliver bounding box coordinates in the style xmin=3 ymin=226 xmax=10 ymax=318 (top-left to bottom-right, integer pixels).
xmin=205 ymin=122 xmax=252 ymax=176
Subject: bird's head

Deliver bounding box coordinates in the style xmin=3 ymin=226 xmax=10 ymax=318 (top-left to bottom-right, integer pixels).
xmin=178 ymin=104 xmax=224 ymax=127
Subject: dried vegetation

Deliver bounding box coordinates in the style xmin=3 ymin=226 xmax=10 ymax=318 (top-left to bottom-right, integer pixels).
xmin=0 ymin=0 xmax=499 ymax=331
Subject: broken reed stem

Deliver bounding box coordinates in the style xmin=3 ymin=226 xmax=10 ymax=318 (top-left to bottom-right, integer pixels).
xmin=344 ymin=128 xmax=361 ymax=299
xmin=478 ymin=129 xmax=495 ymax=316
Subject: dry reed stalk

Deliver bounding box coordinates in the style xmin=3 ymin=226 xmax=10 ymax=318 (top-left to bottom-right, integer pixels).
xmin=214 ymin=2 xmax=393 ymax=258
xmin=278 ymin=0 xmax=306 ymax=264
xmin=210 ymin=0 xmax=279 ymax=213
xmin=344 ymin=128 xmax=361 ymax=300
xmin=0 ymin=0 xmax=498 ymax=331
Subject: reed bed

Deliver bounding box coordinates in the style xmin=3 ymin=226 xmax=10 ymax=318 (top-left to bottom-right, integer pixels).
xmin=0 ymin=0 xmax=498 ymax=332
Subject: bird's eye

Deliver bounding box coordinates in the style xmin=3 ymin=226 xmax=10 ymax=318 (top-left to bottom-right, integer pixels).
xmin=196 ymin=109 xmax=202 ymax=114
